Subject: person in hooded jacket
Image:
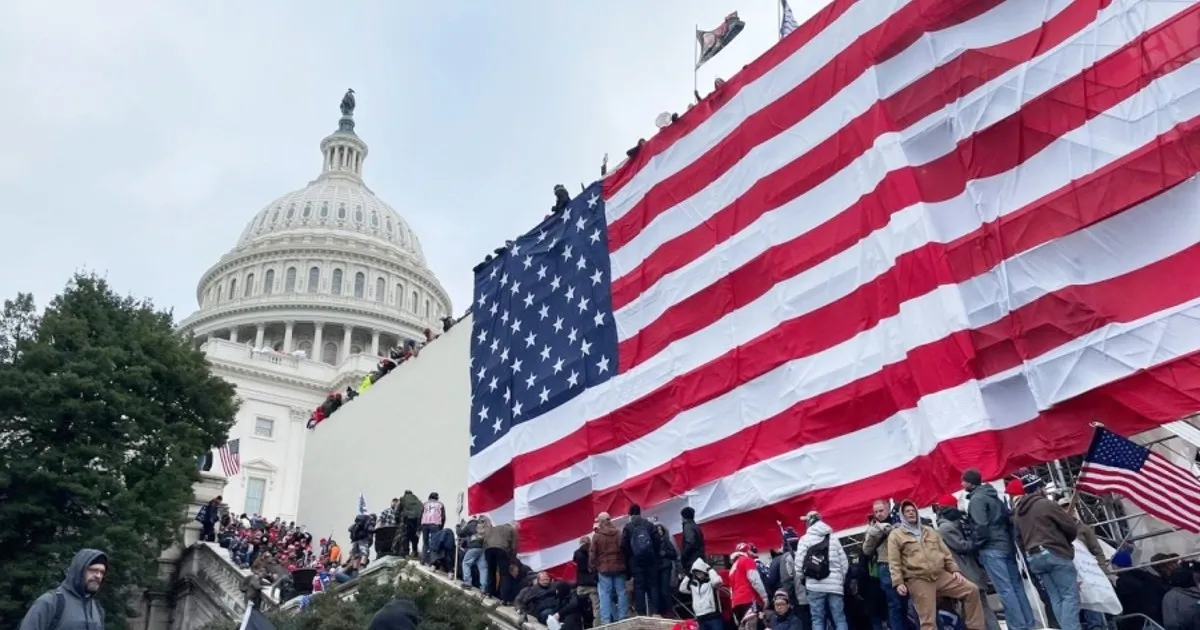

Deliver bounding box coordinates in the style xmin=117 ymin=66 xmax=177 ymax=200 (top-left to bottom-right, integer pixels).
xmin=590 ymin=512 xmax=629 ymax=624
xmin=20 ymin=548 xmax=108 ymax=630
xmin=887 ymin=500 xmax=985 ymax=630
xmin=620 ymin=504 xmax=663 ymax=617
xmin=655 ymin=522 xmax=681 ymax=616
xmin=961 ymin=469 xmax=1035 ymax=630
xmin=933 ymin=496 xmax=1001 ymax=630
xmin=681 ymin=558 xmax=725 ymax=630
xmin=794 ymin=512 xmax=848 ymax=630
xmin=368 ymin=597 xmax=421 ymax=630
xmin=1162 ymin=562 xmax=1200 ymax=630
xmin=960 ymin=465 xmax=1036 ymax=628
xmin=1010 ymin=474 xmax=1081 ymax=630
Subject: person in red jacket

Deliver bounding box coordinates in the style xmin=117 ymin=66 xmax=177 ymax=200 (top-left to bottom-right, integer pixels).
xmin=728 ymin=543 xmax=767 ymax=623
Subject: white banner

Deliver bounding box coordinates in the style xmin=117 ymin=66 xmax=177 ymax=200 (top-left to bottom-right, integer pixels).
xmin=1075 ymin=539 xmax=1122 ymax=615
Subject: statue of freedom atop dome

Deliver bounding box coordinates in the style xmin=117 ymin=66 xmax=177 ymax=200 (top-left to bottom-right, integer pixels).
xmin=340 ymin=89 xmax=356 ymax=117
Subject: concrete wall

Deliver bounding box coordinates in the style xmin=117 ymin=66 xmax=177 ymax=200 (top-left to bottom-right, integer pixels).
xmin=296 ymin=316 xmax=472 ymax=541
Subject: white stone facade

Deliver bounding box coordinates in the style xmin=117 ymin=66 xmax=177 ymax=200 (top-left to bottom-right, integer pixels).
xmin=179 ymin=100 xmax=451 ymax=521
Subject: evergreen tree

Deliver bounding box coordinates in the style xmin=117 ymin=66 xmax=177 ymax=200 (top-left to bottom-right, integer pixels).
xmin=0 ymin=274 xmax=238 ymax=629
xmin=201 ymin=565 xmax=496 ymax=630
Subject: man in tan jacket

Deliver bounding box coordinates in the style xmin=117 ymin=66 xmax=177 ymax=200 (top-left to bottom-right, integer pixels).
xmin=887 ymin=499 xmax=986 ymax=630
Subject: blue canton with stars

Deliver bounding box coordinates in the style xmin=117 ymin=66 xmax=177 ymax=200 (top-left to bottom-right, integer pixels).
xmin=1085 ymin=428 xmax=1150 ymax=472
xmin=469 ymin=181 xmax=618 ymax=455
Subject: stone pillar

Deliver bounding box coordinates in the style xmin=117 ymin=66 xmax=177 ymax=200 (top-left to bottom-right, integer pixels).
xmin=283 ymin=321 xmax=294 ymax=353
xmin=228 ymin=328 xmax=238 ymax=343
xmin=313 ymin=322 xmax=324 ymax=359
xmin=370 ymin=330 xmax=381 ymax=356
xmin=341 ymin=326 xmax=354 ymax=362
xmin=254 ymin=324 xmax=265 ymax=349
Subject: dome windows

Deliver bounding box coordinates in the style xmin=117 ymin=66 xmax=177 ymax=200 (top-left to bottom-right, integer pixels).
xmin=263 ymin=269 xmax=275 ymax=294
xmin=354 ymin=272 xmax=365 ymax=298
xmin=337 ymin=204 xmax=347 ymax=220
xmin=321 ymin=203 xmax=330 ymax=219
xmin=271 ymin=209 xmax=280 ymax=225
xmin=229 ymin=278 xmax=238 ymax=300
xmin=307 ymin=267 xmax=320 ymax=293
xmin=355 ymin=206 xmax=364 ymax=223
xmin=375 ymin=277 xmax=385 ymax=302
xmin=385 ymin=218 xmax=393 ymax=232
xmin=331 ymin=269 xmax=343 ymax=295
xmin=285 ymin=267 xmax=297 ymax=292
xmin=370 ymin=211 xmax=378 ymax=227
xmin=244 ymin=273 xmax=254 ymax=298
xmin=302 ymin=203 xmax=312 ymax=219
xmin=286 ymin=205 xmax=296 ymax=220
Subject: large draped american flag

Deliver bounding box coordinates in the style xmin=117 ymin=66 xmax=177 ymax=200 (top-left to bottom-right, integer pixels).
xmin=469 ymin=0 xmax=1200 ymax=572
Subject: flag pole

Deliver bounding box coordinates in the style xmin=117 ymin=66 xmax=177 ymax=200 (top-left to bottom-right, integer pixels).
xmin=777 ymin=0 xmax=783 ymax=41
xmin=693 ymin=24 xmax=699 ymax=99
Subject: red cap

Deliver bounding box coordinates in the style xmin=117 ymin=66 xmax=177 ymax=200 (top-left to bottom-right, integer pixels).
xmin=1006 ymin=477 xmax=1026 ymax=497
xmin=934 ymin=494 xmax=958 ymax=508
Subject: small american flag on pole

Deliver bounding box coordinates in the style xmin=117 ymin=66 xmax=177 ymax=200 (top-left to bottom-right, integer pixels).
xmin=1076 ymin=427 xmax=1200 ymax=533
xmin=780 ymin=0 xmax=799 ymax=38
xmin=358 ymin=492 xmax=368 ymax=516
xmin=218 ymin=438 xmax=241 ymax=477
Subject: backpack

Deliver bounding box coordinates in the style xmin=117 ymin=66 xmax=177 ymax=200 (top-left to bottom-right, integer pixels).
xmin=755 ymin=559 xmax=771 ymax=593
xmin=801 ymin=535 xmax=831 ymax=580
xmin=630 ymin=523 xmax=655 ymax=559
xmin=195 ymin=505 xmax=208 ymax=523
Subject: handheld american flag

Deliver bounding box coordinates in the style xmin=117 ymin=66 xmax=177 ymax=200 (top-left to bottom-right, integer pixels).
xmin=471 ymin=0 xmax=1200 ymax=571
xmin=218 ymin=438 xmax=241 ymax=477
xmin=1076 ymin=428 xmax=1200 ymax=533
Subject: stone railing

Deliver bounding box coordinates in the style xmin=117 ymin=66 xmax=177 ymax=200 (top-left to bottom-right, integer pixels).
xmin=172 ymin=542 xmax=284 ymax=629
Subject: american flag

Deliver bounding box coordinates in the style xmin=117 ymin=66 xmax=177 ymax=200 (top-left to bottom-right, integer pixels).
xmin=218 ymin=438 xmax=240 ymax=477
xmin=358 ymin=492 xmax=368 ymax=516
xmin=1076 ymin=428 xmax=1200 ymax=533
xmin=780 ymin=0 xmax=799 ymax=38
xmin=469 ymin=0 xmax=1200 ymax=571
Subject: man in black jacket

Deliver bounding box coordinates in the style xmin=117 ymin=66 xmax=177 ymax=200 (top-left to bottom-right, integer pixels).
xmin=621 ymin=504 xmax=663 ymax=617
xmin=680 ymin=507 xmax=705 ymax=575
xmin=574 ymin=535 xmax=600 ymax=622
xmin=962 ymin=469 xmax=1036 ymax=630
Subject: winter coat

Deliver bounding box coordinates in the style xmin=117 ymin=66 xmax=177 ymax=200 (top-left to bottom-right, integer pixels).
xmin=886 ymin=523 xmax=960 ymax=587
xmin=457 ymin=519 xmax=484 ymax=549
xmin=793 ymin=520 xmax=848 ymax=595
xmin=19 ymin=548 xmax=107 ymax=630
xmin=966 ymin=484 xmax=1016 ymax=551
xmin=767 ymin=609 xmax=807 ymax=630
xmin=1012 ymin=493 xmax=1077 ymax=560
xmin=420 ymin=500 xmax=445 ymax=526
xmin=936 ymin=510 xmax=988 ymax=589
xmin=573 ymin=544 xmax=597 ymax=587
xmin=1075 ymin=522 xmax=1109 ymax=571
xmin=863 ymin=522 xmax=895 ymax=563
xmin=681 ymin=519 xmax=706 ymax=572
xmin=399 ymin=492 xmax=423 ymax=520
xmin=589 ymin=522 xmax=626 ymax=575
xmin=730 ymin=553 xmax=768 ymax=607
xmin=1115 ymin=568 xmax=1172 ymax=630
xmin=621 ymin=516 xmax=661 ymax=567
xmin=484 ymin=522 xmax=517 ymax=556
xmin=1162 ymin=586 xmax=1200 ymax=630
xmin=680 ymin=559 xmax=724 ymax=619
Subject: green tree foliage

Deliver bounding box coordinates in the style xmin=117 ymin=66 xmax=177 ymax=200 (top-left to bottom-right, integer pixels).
xmin=0 ymin=274 xmax=238 ymax=628
xmin=201 ymin=566 xmax=497 ymax=630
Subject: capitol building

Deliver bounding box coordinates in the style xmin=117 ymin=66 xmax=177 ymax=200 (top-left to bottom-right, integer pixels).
xmin=178 ymin=93 xmax=452 ymax=521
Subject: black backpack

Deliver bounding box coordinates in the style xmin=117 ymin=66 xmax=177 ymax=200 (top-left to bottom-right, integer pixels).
xmin=801 ymin=535 xmax=831 ymax=580
xmin=630 ymin=523 xmax=655 ymax=559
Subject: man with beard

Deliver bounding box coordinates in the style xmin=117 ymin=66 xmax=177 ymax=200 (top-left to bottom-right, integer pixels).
xmin=20 ymin=548 xmax=108 ymax=630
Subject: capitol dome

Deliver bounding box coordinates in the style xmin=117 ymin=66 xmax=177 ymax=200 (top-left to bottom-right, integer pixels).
xmin=179 ymin=92 xmax=452 ymax=375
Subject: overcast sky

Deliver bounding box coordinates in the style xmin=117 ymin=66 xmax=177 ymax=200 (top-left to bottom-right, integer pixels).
xmin=0 ymin=0 xmax=824 ymax=319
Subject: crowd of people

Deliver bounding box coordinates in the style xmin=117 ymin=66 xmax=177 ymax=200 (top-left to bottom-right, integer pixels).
xmin=307 ymin=321 xmax=458 ymax=430
xmin=399 ymin=469 xmax=1197 ymax=630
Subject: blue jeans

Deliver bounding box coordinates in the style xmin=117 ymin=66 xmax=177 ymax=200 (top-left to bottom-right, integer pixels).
xmin=878 ymin=564 xmax=911 ymax=630
xmin=978 ymin=548 xmax=1036 ymax=630
xmin=631 ymin=562 xmax=660 ymax=616
xmin=1081 ymin=609 xmax=1107 ymax=630
xmin=1027 ymin=551 xmax=1081 ymax=630
xmin=598 ymin=573 xmax=629 ymax=624
xmin=461 ymin=547 xmax=488 ymax=592
xmin=810 ymin=592 xmax=849 ymax=630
